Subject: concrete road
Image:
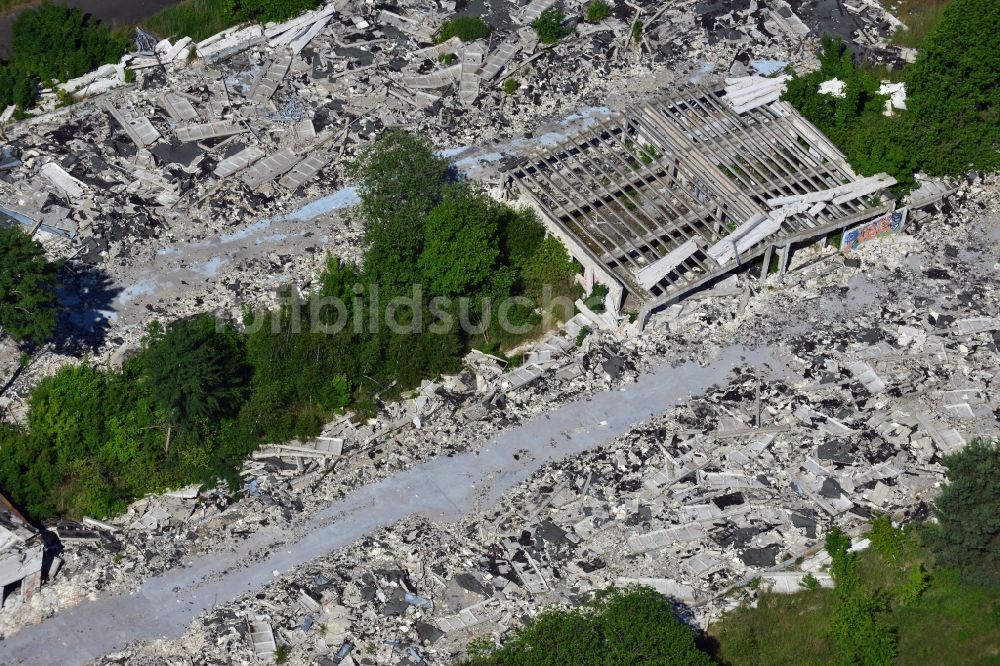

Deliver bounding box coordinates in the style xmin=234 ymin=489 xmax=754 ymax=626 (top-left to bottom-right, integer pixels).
xmin=0 ymin=344 xmax=777 ymax=665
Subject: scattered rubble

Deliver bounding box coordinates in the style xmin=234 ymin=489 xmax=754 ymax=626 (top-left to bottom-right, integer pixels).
xmin=0 ymin=0 xmax=993 ymax=663
xmin=0 ymin=171 xmax=988 ymax=663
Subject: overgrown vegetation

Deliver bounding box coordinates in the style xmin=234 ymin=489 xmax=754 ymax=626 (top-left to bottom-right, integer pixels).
xmin=462 ymin=586 xmax=715 ymax=665
xmin=631 ymin=19 xmax=643 ymax=43
xmin=0 ymin=2 xmax=129 ymax=111
xmin=435 ymin=15 xmax=491 ymax=43
xmin=782 ymin=0 xmax=999 ymax=190
xmin=0 ymin=132 xmax=578 ymax=520
xmin=145 ymin=0 xmax=319 ymax=41
xmin=711 ymin=454 xmax=1000 ymax=666
xmin=532 ymin=8 xmax=573 ymax=45
xmin=585 ymin=0 xmax=612 ymax=24
xmin=144 ymin=0 xmax=238 ymax=42
xmin=0 ymin=224 xmax=61 ymax=347
xmin=889 ymin=0 xmax=952 ymax=48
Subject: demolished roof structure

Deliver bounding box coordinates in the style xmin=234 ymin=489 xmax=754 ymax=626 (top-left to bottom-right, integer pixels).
xmin=508 ymin=84 xmax=897 ymax=313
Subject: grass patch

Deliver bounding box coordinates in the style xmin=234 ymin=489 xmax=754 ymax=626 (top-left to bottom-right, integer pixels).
xmin=710 ymin=528 xmax=1000 ymax=665
xmin=887 ymin=0 xmax=953 ymax=48
xmin=585 ymin=0 xmax=612 ymax=23
xmin=144 ymin=0 xmax=240 ymax=42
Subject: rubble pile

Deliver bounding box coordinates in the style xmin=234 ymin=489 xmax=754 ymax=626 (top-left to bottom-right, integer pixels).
xmin=65 ymin=174 xmax=999 ymax=664
xmin=0 ymin=0 xmax=911 ymax=377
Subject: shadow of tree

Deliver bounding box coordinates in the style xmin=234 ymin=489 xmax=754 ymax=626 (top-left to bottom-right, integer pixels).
xmin=51 ymin=261 xmax=122 ymax=355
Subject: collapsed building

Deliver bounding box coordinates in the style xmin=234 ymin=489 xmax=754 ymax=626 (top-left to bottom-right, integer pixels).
xmin=508 ymin=82 xmax=953 ymax=322
xmin=0 ymin=492 xmax=43 ymax=609
xmin=0 ymin=0 xmax=991 ymax=663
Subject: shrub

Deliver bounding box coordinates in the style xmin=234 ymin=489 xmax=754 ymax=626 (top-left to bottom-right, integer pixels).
xmin=585 ymin=0 xmax=612 ymax=23
xmin=436 ymin=15 xmax=491 ymax=43
xmin=502 ymin=78 xmax=518 ymax=95
xmin=532 ymin=8 xmax=572 ymax=44
xmin=800 ymin=572 xmax=822 ymax=591
xmin=462 ymin=586 xmax=715 ymax=665
xmin=631 ymin=18 xmax=643 ymax=43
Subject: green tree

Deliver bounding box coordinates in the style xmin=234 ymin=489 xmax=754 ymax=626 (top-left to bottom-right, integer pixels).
xmin=140 ymin=314 xmax=250 ymax=452
xmin=0 ymin=224 xmax=61 ymax=346
xmin=419 ymin=185 xmax=502 ymax=297
xmin=520 ymin=234 xmax=578 ymax=298
xmin=349 ymin=131 xmax=451 ymax=291
xmin=930 ymin=438 xmax=1000 ymax=585
xmin=903 ymin=0 xmax=1000 ymax=175
xmin=463 ymin=586 xmax=714 ymax=665
xmin=11 ymin=3 xmax=127 ymax=83
xmin=499 ymin=206 xmax=545 ymax=269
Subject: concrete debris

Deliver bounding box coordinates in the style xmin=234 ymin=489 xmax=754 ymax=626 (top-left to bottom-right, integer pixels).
xmin=7 ymin=169 xmax=980 ymax=666
xmin=0 ymin=0 xmax=993 ymax=663
xmin=724 ymin=75 xmax=791 ymax=114
xmin=0 ymin=492 xmax=44 ymax=610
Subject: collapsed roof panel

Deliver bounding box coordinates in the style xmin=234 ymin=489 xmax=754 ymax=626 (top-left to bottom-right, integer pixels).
xmin=509 ymin=86 xmax=893 ymax=302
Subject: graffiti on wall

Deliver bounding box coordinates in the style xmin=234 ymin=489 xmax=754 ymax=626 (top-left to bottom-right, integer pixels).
xmin=841 ymin=208 xmax=908 ymax=254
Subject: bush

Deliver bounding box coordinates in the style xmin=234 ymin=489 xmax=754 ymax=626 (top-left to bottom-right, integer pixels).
xmin=532 ymin=8 xmax=573 ymax=45
xmin=436 ymin=15 xmax=491 ymax=43
xmin=462 ymin=586 xmax=714 ymax=665
xmin=0 ymin=224 xmax=61 ymax=346
xmin=502 ymin=78 xmax=518 ymax=95
xmin=585 ymin=0 xmax=612 ymax=23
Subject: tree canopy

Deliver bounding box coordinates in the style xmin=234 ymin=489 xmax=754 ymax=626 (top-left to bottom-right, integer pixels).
xmin=419 ymin=185 xmax=503 ymax=297
xmin=140 ymin=314 xmax=250 ymax=438
xmin=349 ymin=131 xmax=452 ymax=291
xmin=0 ymin=2 xmax=128 ymax=110
xmin=0 ymin=224 xmax=61 ymax=346
xmin=903 ymin=0 xmax=1000 ymax=175
xmin=930 ymin=438 xmax=1000 ymax=585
